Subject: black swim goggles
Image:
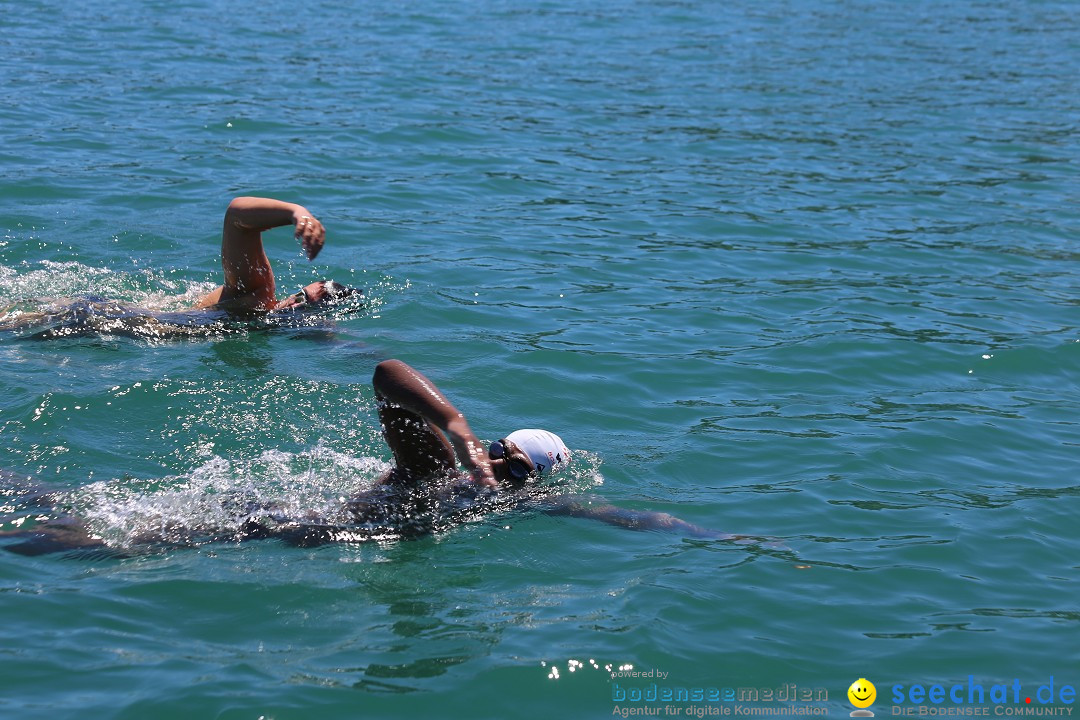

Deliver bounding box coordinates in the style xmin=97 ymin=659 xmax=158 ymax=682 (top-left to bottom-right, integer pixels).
xmin=292 ymin=287 xmax=315 ymax=306
xmin=488 ymin=439 xmax=536 ymax=480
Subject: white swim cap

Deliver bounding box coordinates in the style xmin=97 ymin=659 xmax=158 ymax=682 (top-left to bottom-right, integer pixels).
xmin=505 ymin=429 xmax=571 ymax=476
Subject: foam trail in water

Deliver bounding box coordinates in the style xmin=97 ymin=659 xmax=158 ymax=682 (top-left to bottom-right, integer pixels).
xmin=68 ymin=447 xmax=391 ymax=549
xmin=0 ymin=261 xmax=209 ymax=309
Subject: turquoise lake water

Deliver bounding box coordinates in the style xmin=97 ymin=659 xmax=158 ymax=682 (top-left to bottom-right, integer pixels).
xmin=1 ymin=0 xmax=1078 ymax=717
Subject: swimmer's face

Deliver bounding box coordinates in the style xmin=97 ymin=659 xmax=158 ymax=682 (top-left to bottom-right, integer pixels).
xmin=489 ymin=438 xmax=536 ymax=485
xmin=275 ymin=281 xmax=327 ymax=310
xmin=275 ymin=281 xmax=355 ymax=310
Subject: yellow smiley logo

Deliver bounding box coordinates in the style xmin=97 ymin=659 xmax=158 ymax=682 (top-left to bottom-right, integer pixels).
xmin=847 ymin=678 xmax=877 ymax=709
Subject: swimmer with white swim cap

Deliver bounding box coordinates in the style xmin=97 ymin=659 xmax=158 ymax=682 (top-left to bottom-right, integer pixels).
xmin=368 ymin=360 xmax=742 ymax=539
xmin=0 ymin=360 xmax=737 ymax=555
xmin=372 ymin=359 xmax=570 ymax=488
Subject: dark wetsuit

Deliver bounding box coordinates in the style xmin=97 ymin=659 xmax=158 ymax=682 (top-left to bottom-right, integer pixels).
xmin=236 ymin=474 xmax=508 ymax=547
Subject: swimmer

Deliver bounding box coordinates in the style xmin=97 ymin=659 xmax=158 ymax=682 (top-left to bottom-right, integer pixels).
xmin=239 ymin=360 xmax=738 ymax=545
xmin=0 ymin=361 xmax=735 ymax=555
xmin=349 ymin=359 xmax=735 ymax=538
xmin=0 ymin=196 xmax=361 ymax=339
xmin=192 ymin=196 xmax=358 ymax=313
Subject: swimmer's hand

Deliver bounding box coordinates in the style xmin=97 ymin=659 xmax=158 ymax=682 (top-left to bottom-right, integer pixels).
xmin=468 ymin=464 xmax=497 ymax=488
xmin=292 ymin=207 xmax=325 ymax=261
xmin=446 ymin=416 xmax=497 ymax=488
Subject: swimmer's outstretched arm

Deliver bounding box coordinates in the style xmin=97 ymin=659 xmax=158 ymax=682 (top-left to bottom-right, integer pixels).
xmin=544 ymin=496 xmax=738 ymax=540
xmin=0 ymin=518 xmax=109 ymax=556
xmin=194 ymin=197 xmax=326 ymax=311
xmin=0 ymin=474 xmax=109 ymax=556
xmin=373 ymin=359 xmax=497 ymax=487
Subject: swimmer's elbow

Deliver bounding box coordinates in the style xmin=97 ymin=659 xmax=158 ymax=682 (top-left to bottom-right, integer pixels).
xmin=373 ymin=359 xmax=408 ymax=396
xmin=225 ymin=197 xmax=252 ymax=228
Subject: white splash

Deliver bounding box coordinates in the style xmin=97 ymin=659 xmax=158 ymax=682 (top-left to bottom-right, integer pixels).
xmin=68 ymin=446 xmax=391 ymax=549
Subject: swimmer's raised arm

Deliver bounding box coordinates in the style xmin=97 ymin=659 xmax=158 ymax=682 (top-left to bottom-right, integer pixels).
xmin=372 ymin=360 xmax=497 ymax=487
xmin=544 ymin=496 xmax=738 ymax=540
xmin=194 ymin=197 xmax=326 ymax=311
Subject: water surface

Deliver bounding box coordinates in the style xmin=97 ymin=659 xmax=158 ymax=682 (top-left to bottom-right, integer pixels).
xmin=1 ymin=0 xmax=1078 ymax=717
